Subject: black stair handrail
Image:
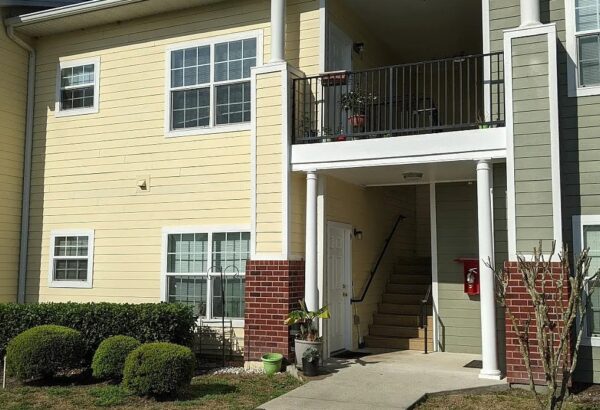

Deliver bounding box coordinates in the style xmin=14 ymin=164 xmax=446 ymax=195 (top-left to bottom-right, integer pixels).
xmin=351 ymin=214 xmax=406 ymax=304
xmin=420 ymin=284 xmax=432 ymax=354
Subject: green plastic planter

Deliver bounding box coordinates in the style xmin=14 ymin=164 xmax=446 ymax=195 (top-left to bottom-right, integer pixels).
xmin=261 ymin=353 xmax=283 ymax=375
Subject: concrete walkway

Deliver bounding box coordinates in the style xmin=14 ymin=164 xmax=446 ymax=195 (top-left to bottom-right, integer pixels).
xmin=259 ymin=350 xmax=506 ymax=409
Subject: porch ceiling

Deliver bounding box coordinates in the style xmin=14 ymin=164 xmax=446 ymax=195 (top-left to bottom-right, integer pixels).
xmin=343 ymin=0 xmax=483 ymax=61
xmin=320 ymin=160 xmax=480 ymax=187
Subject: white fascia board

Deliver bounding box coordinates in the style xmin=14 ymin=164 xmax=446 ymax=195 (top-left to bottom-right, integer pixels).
xmin=291 ymin=127 xmax=507 ymax=171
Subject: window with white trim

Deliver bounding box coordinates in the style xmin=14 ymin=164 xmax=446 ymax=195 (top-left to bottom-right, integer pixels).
xmin=168 ymin=36 xmax=257 ymax=131
xmin=575 ymin=0 xmax=600 ymax=87
xmin=573 ymin=216 xmax=600 ymax=344
xmin=57 ymin=58 xmax=100 ymax=115
xmin=164 ymin=231 xmax=249 ymax=320
xmin=49 ymin=230 xmax=94 ymax=288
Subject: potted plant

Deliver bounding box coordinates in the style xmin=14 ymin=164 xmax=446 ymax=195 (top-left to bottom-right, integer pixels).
xmin=261 ymin=352 xmax=283 ymax=375
xmin=302 ymin=347 xmax=320 ymax=377
xmin=284 ymin=299 xmax=330 ymax=369
xmin=340 ymin=89 xmax=376 ymax=128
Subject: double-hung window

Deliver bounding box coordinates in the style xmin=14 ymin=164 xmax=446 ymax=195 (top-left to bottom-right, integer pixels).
xmin=56 ymin=58 xmax=100 ymax=116
xmin=164 ymin=230 xmax=249 ymax=323
xmin=48 ymin=230 xmax=95 ymax=288
xmin=168 ymin=34 xmax=259 ymax=134
xmin=573 ymin=215 xmax=600 ymax=345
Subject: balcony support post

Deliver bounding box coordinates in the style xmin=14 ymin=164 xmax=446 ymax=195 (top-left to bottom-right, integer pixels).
xmin=476 ymin=159 xmax=502 ymax=380
xmin=270 ymin=0 xmax=286 ymax=63
xmin=305 ymin=170 xmax=319 ymax=312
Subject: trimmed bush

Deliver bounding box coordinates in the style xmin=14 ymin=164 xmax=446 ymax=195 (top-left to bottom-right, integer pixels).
xmin=92 ymin=336 xmax=141 ymax=381
xmin=6 ymin=325 xmax=84 ymax=381
xmin=0 ymin=302 xmax=196 ymax=359
xmin=123 ymin=342 xmax=195 ymax=397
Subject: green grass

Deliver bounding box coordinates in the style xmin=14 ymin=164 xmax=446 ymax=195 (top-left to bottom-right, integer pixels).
xmin=0 ymin=374 xmax=302 ymax=410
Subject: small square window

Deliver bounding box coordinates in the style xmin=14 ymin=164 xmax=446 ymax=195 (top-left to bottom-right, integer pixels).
xmin=49 ymin=230 xmax=94 ymax=288
xmin=57 ymin=59 xmax=100 ymax=116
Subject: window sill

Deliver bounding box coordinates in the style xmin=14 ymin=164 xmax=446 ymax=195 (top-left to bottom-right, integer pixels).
xmin=200 ymin=318 xmax=244 ymax=328
xmin=569 ymin=84 xmax=600 ymax=97
xmin=55 ymin=106 xmax=99 ymax=118
xmin=48 ymin=280 xmax=93 ymax=289
xmin=166 ymin=123 xmax=251 ymax=138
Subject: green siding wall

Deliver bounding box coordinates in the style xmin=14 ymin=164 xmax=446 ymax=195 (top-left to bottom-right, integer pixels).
xmin=436 ymin=182 xmax=481 ymax=354
xmin=493 ymin=163 xmax=508 ymax=371
xmin=511 ymin=35 xmax=555 ymax=253
xmin=490 ymin=0 xmax=600 ymax=384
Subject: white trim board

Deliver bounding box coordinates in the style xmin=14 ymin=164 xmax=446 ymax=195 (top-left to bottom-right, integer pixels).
xmin=291 ymin=128 xmax=507 ymax=172
xmin=503 ymin=23 xmax=563 ymax=260
xmin=429 ymin=183 xmax=440 ymax=352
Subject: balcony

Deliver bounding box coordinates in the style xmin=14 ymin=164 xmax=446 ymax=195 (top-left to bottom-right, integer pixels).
xmin=291 ymin=52 xmax=505 ymax=145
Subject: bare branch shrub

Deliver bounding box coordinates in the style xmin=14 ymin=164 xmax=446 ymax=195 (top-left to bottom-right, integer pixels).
xmin=495 ymin=241 xmax=599 ymax=410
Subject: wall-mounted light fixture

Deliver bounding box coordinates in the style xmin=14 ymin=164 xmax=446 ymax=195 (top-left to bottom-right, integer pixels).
xmin=353 ymin=42 xmax=365 ymax=55
xmin=353 ymin=228 xmax=363 ymax=240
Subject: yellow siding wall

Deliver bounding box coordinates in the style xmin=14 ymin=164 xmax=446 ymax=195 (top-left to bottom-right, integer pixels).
xmin=255 ymin=71 xmax=284 ymax=255
xmin=325 ymin=176 xmax=417 ymax=348
xmin=26 ymin=0 xmax=320 ymax=304
xmin=289 ymin=172 xmax=306 ymax=258
xmin=0 ymin=17 xmax=27 ymax=302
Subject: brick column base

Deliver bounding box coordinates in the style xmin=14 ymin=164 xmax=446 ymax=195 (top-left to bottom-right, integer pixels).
xmin=504 ymin=260 xmax=570 ymax=385
xmin=244 ymin=260 xmax=305 ymax=362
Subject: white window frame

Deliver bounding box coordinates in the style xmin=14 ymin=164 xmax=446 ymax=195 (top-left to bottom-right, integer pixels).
xmin=566 ymin=0 xmax=600 ymax=96
xmin=164 ymin=30 xmax=263 ymax=138
xmin=573 ymin=215 xmax=600 ymax=346
xmin=55 ymin=57 xmax=101 ymax=117
xmin=48 ymin=229 xmax=95 ymax=289
xmin=160 ymin=225 xmax=251 ymax=327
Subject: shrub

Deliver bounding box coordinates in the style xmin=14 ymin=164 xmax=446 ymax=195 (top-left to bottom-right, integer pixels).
xmin=92 ymin=335 xmax=141 ymax=381
xmin=6 ymin=325 xmax=84 ymax=381
xmin=123 ymin=342 xmax=195 ymax=397
xmin=0 ymin=302 xmax=196 ymax=359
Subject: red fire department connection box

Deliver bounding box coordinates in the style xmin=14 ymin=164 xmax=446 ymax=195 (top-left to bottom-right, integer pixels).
xmin=455 ymin=258 xmax=480 ymax=296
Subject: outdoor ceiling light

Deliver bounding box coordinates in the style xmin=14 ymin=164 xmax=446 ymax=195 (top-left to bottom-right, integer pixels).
xmin=353 ymin=228 xmax=363 ymax=240
xmin=402 ymin=171 xmax=424 ymax=182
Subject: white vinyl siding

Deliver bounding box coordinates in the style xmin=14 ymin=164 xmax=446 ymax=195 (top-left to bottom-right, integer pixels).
xmin=48 ymin=230 xmax=95 ymax=288
xmin=163 ymin=229 xmax=249 ymax=322
xmin=167 ymin=32 xmax=258 ymax=135
xmin=56 ymin=58 xmax=100 ymax=116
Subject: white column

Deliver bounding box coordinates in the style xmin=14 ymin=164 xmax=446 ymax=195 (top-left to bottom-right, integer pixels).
xmin=476 ymin=160 xmax=502 ymax=380
xmin=305 ymin=170 xmax=319 ymax=311
xmin=270 ymin=0 xmax=286 ymax=63
xmin=520 ymin=0 xmax=541 ymax=27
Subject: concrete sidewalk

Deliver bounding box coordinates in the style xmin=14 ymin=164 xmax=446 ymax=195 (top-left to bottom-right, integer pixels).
xmin=259 ymin=350 xmax=506 ymax=409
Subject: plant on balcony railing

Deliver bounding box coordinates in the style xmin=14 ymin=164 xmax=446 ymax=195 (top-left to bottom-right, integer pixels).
xmin=340 ymin=89 xmax=377 ymax=128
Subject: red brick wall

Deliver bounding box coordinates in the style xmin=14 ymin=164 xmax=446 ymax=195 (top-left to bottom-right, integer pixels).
xmin=503 ymin=261 xmax=570 ymax=385
xmin=244 ymin=260 xmax=305 ymax=362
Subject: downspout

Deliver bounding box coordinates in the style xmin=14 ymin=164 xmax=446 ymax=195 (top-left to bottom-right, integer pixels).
xmin=6 ymin=25 xmax=35 ymax=304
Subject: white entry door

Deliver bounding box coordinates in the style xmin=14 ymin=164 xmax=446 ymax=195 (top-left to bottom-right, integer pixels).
xmin=327 ymin=222 xmax=352 ymax=353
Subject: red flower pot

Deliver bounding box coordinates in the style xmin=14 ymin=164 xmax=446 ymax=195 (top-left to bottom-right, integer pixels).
xmin=336 ymin=135 xmax=347 ymax=142
xmin=349 ymin=114 xmax=366 ymax=127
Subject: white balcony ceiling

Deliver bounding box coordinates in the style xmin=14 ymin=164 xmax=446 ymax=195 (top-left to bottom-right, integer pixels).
xmin=344 ymin=0 xmax=483 ymax=61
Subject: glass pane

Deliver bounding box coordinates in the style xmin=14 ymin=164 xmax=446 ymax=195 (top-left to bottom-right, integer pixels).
xmin=171 ymin=88 xmax=210 ymax=130
xmin=229 ymin=40 xmax=243 ymax=59
xmin=215 ymin=43 xmax=228 ymax=62
xmin=212 ymin=232 xmax=250 ymax=274
xmin=579 ymin=35 xmax=600 ymax=86
xmin=576 ymin=0 xmax=600 ymax=31
xmin=228 ymin=60 xmax=242 ymax=81
xmin=171 ymin=46 xmax=210 ymax=88
xmin=61 ymin=86 xmax=94 ymax=111
xmin=53 ymin=259 xmax=87 ymax=281
xmin=171 ymin=50 xmax=184 ymax=69
xmin=167 ymin=276 xmax=207 ymax=317
xmin=243 ymin=38 xmax=257 ymax=58
xmin=212 ymin=277 xmax=245 ymax=318
xmin=215 ymin=82 xmax=251 ymax=125
xmin=166 ymin=233 xmax=208 ymax=273
xmin=215 ymin=62 xmax=228 ymax=82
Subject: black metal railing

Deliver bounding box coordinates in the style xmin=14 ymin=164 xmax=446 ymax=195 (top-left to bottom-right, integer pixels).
xmin=420 ymin=284 xmax=432 ymax=354
xmin=292 ymin=52 xmax=504 ymax=144
xmin=351 ymin=214 xmax=406 ymax=304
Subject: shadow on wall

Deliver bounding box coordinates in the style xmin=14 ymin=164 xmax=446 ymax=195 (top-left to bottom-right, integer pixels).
xmin=194 ymin=324 xmax=243 ymax=363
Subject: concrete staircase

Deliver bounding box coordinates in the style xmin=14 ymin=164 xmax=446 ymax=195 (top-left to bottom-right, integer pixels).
xmin=364 ymin=262 xmax=433 ymax=352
